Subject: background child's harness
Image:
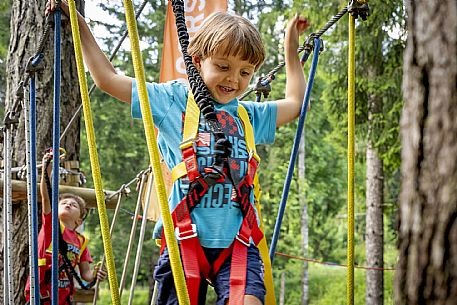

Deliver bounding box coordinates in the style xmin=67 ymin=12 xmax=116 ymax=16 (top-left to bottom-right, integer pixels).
xmin=36 ymin=158 xmax=97 ymax=305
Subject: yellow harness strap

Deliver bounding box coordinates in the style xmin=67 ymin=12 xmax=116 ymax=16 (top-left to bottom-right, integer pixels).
xmin=170 ymin=94 xmax=277 ymax=305
xmin=40 ymin=222 xmax=88 ymax=266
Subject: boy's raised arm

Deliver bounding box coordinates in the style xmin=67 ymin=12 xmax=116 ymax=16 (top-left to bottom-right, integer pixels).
xmin=47 ymin=0 xmax=133 ymax=104
xmin=40 ymin=153 xmax=52 ymax=215
xmin=275 ymin=15 xmax=309 ymax=127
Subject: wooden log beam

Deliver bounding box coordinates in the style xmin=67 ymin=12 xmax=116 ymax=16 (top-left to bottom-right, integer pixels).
xmin=0 ymin=179 xmax=119 ymax=209
xmin=73 ymin=288 xmax=95 ymax=303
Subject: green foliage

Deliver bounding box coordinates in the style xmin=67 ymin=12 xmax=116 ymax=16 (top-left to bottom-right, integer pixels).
xmin=95 ymin=286 xmax=150 ymax=305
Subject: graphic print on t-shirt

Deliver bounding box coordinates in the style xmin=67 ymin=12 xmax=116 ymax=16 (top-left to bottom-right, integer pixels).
xmin=181 ymin=110 xmax=249 ymax=210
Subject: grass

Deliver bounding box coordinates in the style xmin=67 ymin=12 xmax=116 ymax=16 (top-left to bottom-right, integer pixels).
xmin=92 ymin=263 xmax=395 ymax=305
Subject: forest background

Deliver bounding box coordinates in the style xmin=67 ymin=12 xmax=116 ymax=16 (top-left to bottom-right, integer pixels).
xmin=0 ymin=0 xmax=405 ymax=304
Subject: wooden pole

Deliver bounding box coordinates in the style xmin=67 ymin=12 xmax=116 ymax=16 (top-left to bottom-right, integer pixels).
xmin=0 ymin=178 xmax=119 ymax=209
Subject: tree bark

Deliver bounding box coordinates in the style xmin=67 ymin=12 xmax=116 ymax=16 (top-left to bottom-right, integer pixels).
xmin=365 ymin=140 xmax=384 ymax=305
xmin=396 ymin=1 xmax=457 ymax=304
xmin=365 ymin=67 xmax=384 ymax=305
xmin=1 ymin=1 xmax=83 ymax=303
xmin=299 ymin=132 xmax=309 ymax=305
xmin=279 ymin=270 xmax=286 ymax=305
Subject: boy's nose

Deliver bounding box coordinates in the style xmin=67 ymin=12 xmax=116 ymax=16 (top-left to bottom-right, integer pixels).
xmin=227 ymin=73 xmax=238 ymax=84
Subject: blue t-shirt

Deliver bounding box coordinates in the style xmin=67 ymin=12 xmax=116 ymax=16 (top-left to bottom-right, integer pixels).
xmin=131 ymin=80 xmax=277 ymax=248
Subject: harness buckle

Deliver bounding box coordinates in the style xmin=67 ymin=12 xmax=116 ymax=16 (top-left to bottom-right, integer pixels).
xmin=248 ymin=149 xmax=260 ymax=163
xmin=179 ymin=138 xmax=195 ymax=151
xmin=175 ymin=224 xmax=198 ymax=240
xmin=235 ymin=232 xmax=251 ymax=247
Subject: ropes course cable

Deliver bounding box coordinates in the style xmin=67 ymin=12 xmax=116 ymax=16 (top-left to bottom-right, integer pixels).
xmin=128 ymin=174 xmax=154 ymax=305
xmin=239 ymin=5 xmax=349 ymax=101
xmin=60 ymin=0 xmax=150 ymax=142
xmin=2 ymin=113 xmax=15 ymax=305
xmin=93 ymin=188 xmax=124 ymax=305
xmin=171 ymin=0 xmax=232 ymax=167
xmin=269 ymin=39 xmax=321 ymax=264
xmin=122 ymin=1 xmax=189 ymax=303
xmin=51 ymin=7 xmax=62 ymax=305
xmin=119 ymin=173 xmax=146 ymax=298
xmin=274 ymin=252 xmax=397 ymax=271
xmin=67 ymin=1 xmax=121 ymax=304
xmin=347 ymin=12 xmax=356 ymax=305
xmin=26 ymin=64 xmax=40 ymax=305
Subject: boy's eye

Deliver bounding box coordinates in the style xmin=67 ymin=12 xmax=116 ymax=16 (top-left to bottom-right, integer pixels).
xmin=241 ymin=71 xmax=251 ymax=76
xmin=217 ymin=65 xmax=229 ymax=70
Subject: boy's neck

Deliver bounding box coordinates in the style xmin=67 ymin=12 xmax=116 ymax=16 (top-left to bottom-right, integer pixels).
xmin=60 ymin=219 xmax=79 ymax=231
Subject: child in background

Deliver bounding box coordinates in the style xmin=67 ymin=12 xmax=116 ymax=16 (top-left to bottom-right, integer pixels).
xmin=47 ymin=1 xmax=308 ymax=304
xmin=25 ymin=152 xmax=106 ymax=305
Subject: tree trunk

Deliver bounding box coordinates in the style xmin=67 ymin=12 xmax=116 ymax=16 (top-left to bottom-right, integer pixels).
xmin=1 ymin=1 xmax=83 ymax=303
xmin=365 ymin=65 xmax=384 ymax=305
xmin=396 ymin=1 xmax=457 ymax=304
xmin=279 ymin=270 xmax=286 ymax=305
xmin=365 ymin=140 xmax=384 ymax=305
xmin=299 ymin=132 xmax=309 ymax=305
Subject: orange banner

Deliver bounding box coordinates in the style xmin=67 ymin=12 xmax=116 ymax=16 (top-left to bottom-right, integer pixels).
xmin=160 ymin=0 xmax=228 ymax=83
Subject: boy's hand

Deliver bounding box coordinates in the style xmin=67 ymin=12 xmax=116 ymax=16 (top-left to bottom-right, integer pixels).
xmin=45 ymin=0 xmax=70 ymax=17
xmin=285 ymin=14 xmax=310 ymax=53
xmin=94 ymin=266 xmax=107 ymax=282
xmin=42 ymin=152 xmax=53 ymax=171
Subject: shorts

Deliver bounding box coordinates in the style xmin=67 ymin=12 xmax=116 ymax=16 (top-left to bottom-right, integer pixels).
xmin=154 ymin=245 xmax=266 ymax=305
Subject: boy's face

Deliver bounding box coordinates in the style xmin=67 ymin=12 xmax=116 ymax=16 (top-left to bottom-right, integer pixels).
xmin=58 ymin=198 xmax=82 ymax=228
xmin=194 ymin=52 xmax=256 ymax=104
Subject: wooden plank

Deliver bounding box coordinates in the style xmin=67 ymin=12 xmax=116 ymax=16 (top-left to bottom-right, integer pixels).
xmin=0 ymin=179 xmax=119 ymax=209
xmin=73 ymin=288 xmax=95 ymax=303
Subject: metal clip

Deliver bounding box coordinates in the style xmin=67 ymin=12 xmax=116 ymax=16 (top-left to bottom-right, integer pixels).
xmin=348 ymin=0 xmax=370 ymax=21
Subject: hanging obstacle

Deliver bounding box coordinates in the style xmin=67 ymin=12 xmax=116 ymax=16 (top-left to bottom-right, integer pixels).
xmin=67 ymin=1 xmax=121 ymax=305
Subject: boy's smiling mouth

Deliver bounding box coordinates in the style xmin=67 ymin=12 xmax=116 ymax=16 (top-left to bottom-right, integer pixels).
xmin=218 ymin=85 xmax=235 ymax=93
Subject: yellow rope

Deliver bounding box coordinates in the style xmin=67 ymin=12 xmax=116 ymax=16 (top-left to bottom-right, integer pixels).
xmin=347 ymin=14 xmax=356 ymax=305
xmin=67 ymin=2 xmax=120 ymax=305
xmin=122 ymin=1 xmax=190 ymax=304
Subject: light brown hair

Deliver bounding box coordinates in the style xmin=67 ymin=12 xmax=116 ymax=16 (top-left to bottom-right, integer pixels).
xmin=188 ymin=12 xmax=265 ymax=71
xmin=59 ymin=193 xmax=87 ymax=220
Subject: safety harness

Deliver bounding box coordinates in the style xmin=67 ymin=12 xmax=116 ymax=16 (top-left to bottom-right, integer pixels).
xmin=35 ymin=223 xmax=88 ymax=305
xmin=32 ymin=158 xmax=96 ymax=305
xmin=160 ymin=93 xmax=263 ymax=305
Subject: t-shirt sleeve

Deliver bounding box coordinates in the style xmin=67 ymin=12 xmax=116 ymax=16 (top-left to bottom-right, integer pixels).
xmin=240 ymin=101 xmax=277 ymax=144
xmin=131 ymin=80 xmax=188 ymax=129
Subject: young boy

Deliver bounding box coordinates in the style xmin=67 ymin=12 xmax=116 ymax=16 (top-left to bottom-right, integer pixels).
xmin=47 ymin=2 xmax=308 ymax=304
xmin=25 ymin=152 xmax=107 ymax=305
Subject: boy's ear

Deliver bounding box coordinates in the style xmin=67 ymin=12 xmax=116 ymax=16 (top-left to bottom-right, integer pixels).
xmin=192 ymin=56 xmax=202 ymax=70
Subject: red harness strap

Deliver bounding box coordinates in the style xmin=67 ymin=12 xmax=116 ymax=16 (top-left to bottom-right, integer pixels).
xmin=163 ymin=143 xmax=263 ymax=305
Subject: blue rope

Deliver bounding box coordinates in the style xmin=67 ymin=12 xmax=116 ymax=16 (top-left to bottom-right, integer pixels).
xmin=29 ymin=59 xmax=40 ymax=305
xmin=51 ymin=9 xmax=62 ymax=305
xmin=269 ymin=39 xmax=321 ymax=264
